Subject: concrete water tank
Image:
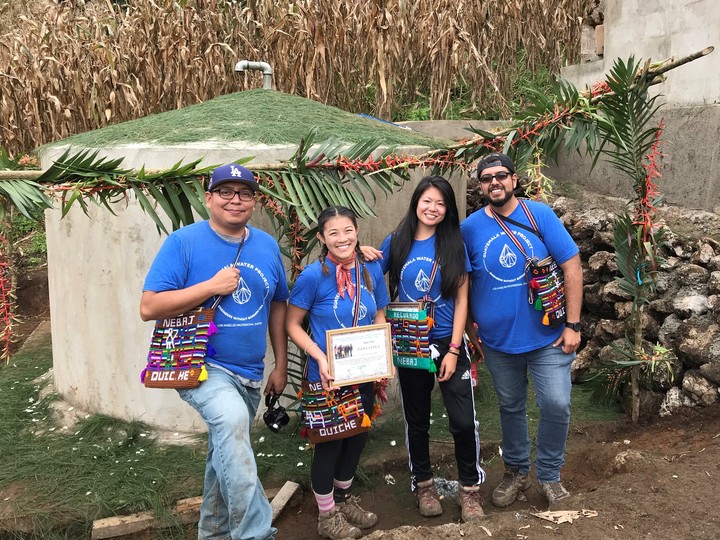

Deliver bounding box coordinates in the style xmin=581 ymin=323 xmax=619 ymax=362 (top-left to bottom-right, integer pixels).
xmin=39 ymin=91 xmax=460 ymax=434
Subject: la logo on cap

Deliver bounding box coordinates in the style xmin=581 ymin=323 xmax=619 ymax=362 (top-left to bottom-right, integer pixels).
xmin=230 ymin=166 xmax=244 ymax=178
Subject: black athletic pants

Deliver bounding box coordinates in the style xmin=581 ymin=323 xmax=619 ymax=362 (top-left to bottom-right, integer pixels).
xmin=398 ymin=336 xmax=483 ymax=487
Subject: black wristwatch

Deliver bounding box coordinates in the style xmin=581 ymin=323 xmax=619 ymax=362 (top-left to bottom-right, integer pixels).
xmin=566 ymin=321 xmax=582 ymax=332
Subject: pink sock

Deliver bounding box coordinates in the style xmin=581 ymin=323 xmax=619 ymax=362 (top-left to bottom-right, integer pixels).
xmin=334 ymin=478 xmax=353 ymax=491
xmin=314 ymin=490 xmax=335 ymax=514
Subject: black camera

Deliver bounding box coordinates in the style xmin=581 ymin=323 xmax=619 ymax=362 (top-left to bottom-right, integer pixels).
xmin=263 ymin=393 xmax=290 ymax=433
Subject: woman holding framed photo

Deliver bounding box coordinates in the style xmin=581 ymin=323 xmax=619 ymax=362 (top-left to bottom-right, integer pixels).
xmin=286 ymin=205 xmax=390 ymax=540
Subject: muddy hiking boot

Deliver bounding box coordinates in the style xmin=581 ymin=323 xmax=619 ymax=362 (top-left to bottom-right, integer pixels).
xmin=416 ymin=479 xmax=443 ymax=517
xmin=317 ymin=509 xmax=362 ymax=539
xmin=458 ymin=486 xmax=486 ymax=522
xmin=492 ymin=466 xmax=532 ymax=507
xmin=537 ymin=481 xmax=570 ymax=509
xmin=336 ymin=495 xmax=378 ymax=529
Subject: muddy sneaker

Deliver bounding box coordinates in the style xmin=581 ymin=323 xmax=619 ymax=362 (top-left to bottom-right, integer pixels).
xmin=537 ymin=481 xmax=570 ymax=509
xmin=458 ymin=486 xmax=485 ymax=522
xmin=317 ymin=509 xmax=362 ymax=539
xmin=336 ymin=495 xmax=378 ymax=529
xmin=492 ymin=467 xmax=532 ymax=507
xmin=416 ymin=479 xmax=443 ymax=517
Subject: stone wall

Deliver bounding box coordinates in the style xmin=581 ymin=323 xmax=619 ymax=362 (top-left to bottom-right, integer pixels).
xmin=552 ymin=190 xmax=720 ymax=420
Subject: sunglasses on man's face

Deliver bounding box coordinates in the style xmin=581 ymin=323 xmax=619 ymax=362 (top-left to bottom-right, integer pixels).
xmin=478 ymin=171 xmax=512 ymax=184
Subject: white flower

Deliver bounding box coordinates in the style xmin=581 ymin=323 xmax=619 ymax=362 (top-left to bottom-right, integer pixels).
xmin=258 ymin=436 xmax=265 ymax=443
xmin=297 ymin=462 xmax=304 ymax=467
xmin=390 ymin=440 xmax=396 ymax=446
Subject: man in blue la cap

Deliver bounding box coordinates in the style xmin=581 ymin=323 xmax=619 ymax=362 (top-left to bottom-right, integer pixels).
xmin=461 ymin=153 xmax=583 ymax=510
xmin=141 ymin=163 xmax=289 ymax=540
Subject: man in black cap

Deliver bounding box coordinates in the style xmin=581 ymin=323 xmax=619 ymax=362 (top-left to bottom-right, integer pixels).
xmin=141 ymin=163 xmax=288 ymax=539
xmin=461 ymin=153 xmax=583 ymax=509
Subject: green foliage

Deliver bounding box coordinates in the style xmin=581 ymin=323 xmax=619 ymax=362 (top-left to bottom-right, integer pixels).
xmin=11 ymin=214 xmax=47 ymax=267
xmin=0 ymin=149 xmax=52 ymax=223
xmin=583 ymin=340 xmax=677 ymax=404
xmin=37 ymin=148 xmax=219 ymax=234
xmin=612 ymin=212 xmax=666 ymax=302
xmin=591 ymin=56 xmax=664 ymax=182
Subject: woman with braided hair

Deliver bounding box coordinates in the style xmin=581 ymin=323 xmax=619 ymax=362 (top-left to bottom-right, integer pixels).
xmin=286 ymin=205 xmax=390 ymax=539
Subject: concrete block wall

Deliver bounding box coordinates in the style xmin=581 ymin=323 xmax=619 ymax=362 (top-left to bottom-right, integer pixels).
xmin=558 ymin=0 xmax=720 ymax=211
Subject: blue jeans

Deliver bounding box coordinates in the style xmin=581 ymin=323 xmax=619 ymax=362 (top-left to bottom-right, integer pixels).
xmin=178 ymin=366 xmax=275 ymax=540
xmin=483 ymin=343 xmax=574 ymax=483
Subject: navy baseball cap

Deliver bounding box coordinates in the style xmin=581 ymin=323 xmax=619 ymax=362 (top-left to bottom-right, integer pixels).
xmin=208 ymin=164 xmax=259 ymax=192
xmin=477 ymin=153 xmax=516 ymax=175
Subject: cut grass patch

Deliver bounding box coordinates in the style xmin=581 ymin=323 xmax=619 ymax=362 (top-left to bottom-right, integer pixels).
xmin=44 ymin=90 xmax=453 ymax=150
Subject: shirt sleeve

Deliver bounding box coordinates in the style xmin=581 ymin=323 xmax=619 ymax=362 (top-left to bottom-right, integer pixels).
xmin=288 ymin=265 xmax=319 ymax=310
xmin=532 ymin=202 xmax=579 ymax=265
xmin=463 ymin=243 xmax=472 ymax=273
xmin=370 ymin=261 xmax=391 ymax=309
xmin=271 ymin=245 xmax=290 ymax=302
xmin=378 ymin=234 xmax=392 ymax=274
xmin=142 ymin=233 xmax=188 ymax=292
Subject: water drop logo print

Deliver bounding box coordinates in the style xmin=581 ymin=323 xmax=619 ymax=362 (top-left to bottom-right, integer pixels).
xmin=400 ymin=256 xmax=442 ymax=305
xmin=232 ymin=277 xmax=252 ymax=304
xmin=332 ymin=286 xmax=370 ymax=327
xmin=414 ymin=269 xmax=431 ymax=292
xmin=499 ymin=244 xmax=517 ymax=268
xmin=353 ymin=302 xmax=368 ymax=321
xmin=218 ymin=262 xmax=270 ymax=322
xmin=482 ymin=231 xmax=535 ymax=284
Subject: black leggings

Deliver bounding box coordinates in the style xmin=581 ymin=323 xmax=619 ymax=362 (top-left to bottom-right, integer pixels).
xmin=310 ymin=382 xmax=374 ymax=495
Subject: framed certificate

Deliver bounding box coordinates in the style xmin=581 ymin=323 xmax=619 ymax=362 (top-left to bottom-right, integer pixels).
xmin=326 ymin=323 xmax=394 ymax=386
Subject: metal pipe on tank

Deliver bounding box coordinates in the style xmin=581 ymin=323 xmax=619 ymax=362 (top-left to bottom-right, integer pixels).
xmin=234 ymin=60 xmax=273 ymax=90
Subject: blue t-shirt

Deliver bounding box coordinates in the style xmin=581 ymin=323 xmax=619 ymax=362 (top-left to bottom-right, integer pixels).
xmin=289 ymin=259 xmax=390 ymax=382
xmin=143 ymin=221 xmax=289 ymax=380
xmin=379 ymin=234 xmax=471 ymax=339
xmin=461 ymin=200 xmax=578 ymax=354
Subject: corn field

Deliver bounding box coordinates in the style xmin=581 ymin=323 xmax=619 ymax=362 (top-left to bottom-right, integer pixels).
xmin=0 ymin=0 xmax=583 ymax=156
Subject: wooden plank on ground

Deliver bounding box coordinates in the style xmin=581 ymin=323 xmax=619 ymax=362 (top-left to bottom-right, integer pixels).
xmin=92 ymin=487 xmax=285 ymax=539
xmin=270 ymin=481 xmax=302 ymax=522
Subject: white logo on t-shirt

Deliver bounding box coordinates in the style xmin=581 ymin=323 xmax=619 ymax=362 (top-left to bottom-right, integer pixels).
xmin=414 ymin=269 xmax=431 ymax=292
xmin=232 ymin=277 xmax=252 ymax=304
xmin=499 ymin=244 xmax=518 ymax=268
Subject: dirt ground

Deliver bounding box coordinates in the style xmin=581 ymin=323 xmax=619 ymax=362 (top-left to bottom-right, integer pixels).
xmin=11 ymin=266 xmax=720 ymax=540
xmin=273 ymin=405 xmax=720 ymax=540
